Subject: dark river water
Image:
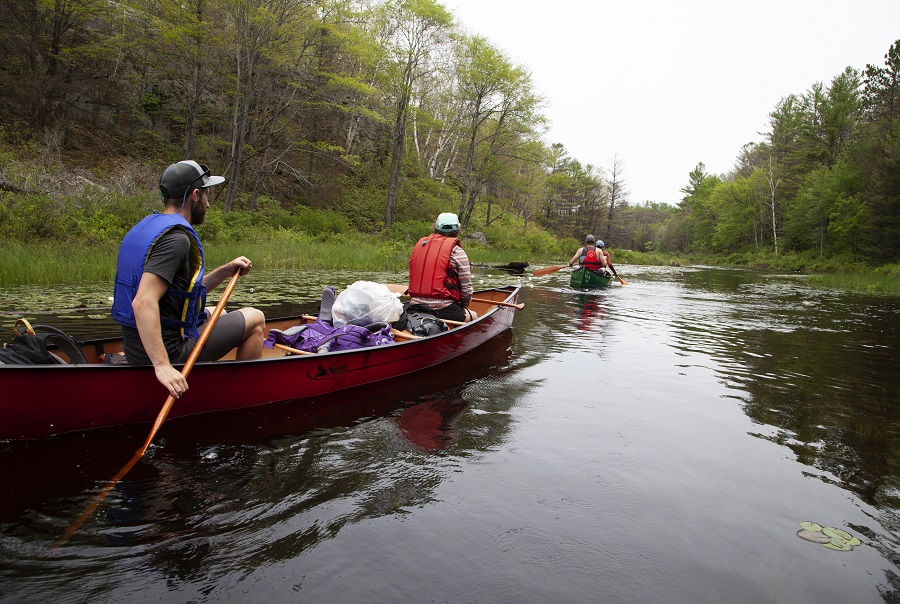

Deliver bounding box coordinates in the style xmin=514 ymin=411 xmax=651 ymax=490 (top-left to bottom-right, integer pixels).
xmin=1 ymin=265 xmax=899 ymax=603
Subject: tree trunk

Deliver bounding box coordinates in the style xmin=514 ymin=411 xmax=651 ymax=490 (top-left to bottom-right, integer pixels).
xmin=386 ymin=92 xmax=409 ymax=228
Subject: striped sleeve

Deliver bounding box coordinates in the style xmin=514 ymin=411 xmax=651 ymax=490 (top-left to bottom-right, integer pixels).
xmin=452 ymin=245 xmax=473 ymax=305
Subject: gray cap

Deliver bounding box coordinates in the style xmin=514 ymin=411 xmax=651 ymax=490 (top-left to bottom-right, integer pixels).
xmin=585 ymin=234 xmax=596 ymax=244
xmin=159 ymin=160 xmax=225 ymax=199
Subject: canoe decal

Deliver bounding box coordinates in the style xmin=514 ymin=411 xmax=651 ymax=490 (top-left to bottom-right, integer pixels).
xmin=309 ymin=362 xmax=349 ymax=379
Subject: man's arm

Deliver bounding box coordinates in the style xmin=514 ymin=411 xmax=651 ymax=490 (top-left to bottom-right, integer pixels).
xmin=132 ymin=272 xmax=189 ymax=398
xmin=568 ymin=247 xmax=583 ymax=266
xmin=203 ymin=256 xmax=253 ymax=291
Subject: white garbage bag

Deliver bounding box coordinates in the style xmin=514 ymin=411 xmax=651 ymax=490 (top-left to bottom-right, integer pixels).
xmin=332 ymin=281 xmax=403 ymax=327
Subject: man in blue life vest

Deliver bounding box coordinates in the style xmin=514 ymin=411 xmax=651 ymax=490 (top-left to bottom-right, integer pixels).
xmin=112 ymin=160 xmax=266 ymax=399
xmin=568 ymin=234 xmax=612 ymax=275
xmin=408 ymin=212 xmax=478 ymax=322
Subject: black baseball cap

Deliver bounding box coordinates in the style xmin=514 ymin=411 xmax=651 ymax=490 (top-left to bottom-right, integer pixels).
xmin=159 ymin=160 xmax=225 ymax=200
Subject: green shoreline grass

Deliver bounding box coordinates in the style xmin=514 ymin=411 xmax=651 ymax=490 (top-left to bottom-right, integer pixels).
xmin=2 ymin=242 xmax=897 ymax=295
xmin=0 ymin=240 xmax=545 ymax=287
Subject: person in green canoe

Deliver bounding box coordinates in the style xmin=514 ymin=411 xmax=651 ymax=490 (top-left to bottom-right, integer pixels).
xmin=568 ymin=234 xmax=612 ymax=275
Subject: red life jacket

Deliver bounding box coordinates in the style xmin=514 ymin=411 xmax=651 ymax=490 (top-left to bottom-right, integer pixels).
xmin=580 ymin=245 xmax=603 ymax=271
xmin=408 ymin=233 xmax=462 ymax=302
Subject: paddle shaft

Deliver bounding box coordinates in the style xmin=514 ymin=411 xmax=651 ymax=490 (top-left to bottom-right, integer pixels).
xmin=471 ymin=297 xmax=524 ymax=310
xmin=57 ymin=270 xmax=241 ymax=546
xmin=139 ymin=270 xmax=241 ymax=454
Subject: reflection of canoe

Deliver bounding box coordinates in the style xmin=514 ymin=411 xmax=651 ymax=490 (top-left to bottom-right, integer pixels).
xmin=0 ymin=286 xmax=521 ymax=441
xmin=570 ymin=267 xmax=613 ymax=289
xmin=0 ymin=330 xmax=514 ymax=520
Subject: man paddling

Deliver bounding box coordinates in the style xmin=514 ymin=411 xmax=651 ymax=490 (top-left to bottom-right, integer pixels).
xmin=568 ymin=234 xmax=611 ymax=276
xmin=112 ymin=160 xmax=265 ymax=399
xmin=408 ymin=212 xmax=478 ymax=322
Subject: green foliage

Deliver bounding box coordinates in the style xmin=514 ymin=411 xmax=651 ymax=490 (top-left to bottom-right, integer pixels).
xmin=395 ymin=177 xmax=458 ymax=224
xmin=338 ymin=178 xmax=388 ymax=231
xmin=482 ymin=215 xmax=569 ymax=256
xmin=389 ymin=219 xmax=432 ymax=242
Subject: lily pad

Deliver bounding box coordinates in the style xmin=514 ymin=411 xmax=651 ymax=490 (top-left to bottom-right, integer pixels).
xmin=800 ymin=521 xmax=823 ymax=532
xmin=797 ymin=529 xmax=832 ymax=544
xmin=822 ymin=526 xmax=852 ymax=541
xmin=823 ymin=540 xmax=853 ymax=551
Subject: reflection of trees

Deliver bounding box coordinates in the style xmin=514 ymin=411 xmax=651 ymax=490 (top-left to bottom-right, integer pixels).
xmin=0 ymin=326 xmax=541 ymax=593
xmin=664 ymin=271 xmax=900 ymax=511
xmin=124 ymin=330 xmax=544 ymax=581
xmin=735 ymin=325 xmax=900 ymax=510
xmin=664 ymin=274 xmax=900 ymax=599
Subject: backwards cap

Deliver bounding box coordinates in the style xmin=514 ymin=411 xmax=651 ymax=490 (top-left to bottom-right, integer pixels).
xmin=159 ymin=160 xmax=225 ymax=200
xmin=435 ymin=212 xmax=461 ymax=234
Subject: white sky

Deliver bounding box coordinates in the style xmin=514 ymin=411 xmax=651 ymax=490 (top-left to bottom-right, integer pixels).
xmin=446 ymin=0 xmax=900 ymax=205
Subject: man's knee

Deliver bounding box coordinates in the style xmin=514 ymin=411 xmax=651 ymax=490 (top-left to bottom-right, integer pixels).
xmin=239 ymin=307 xmax=265 ymax=337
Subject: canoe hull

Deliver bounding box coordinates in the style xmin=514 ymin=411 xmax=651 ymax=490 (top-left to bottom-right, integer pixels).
xmin=0 ymin=287 xmax=520 ymax=441
xmin=569 ymin=267 xmax=613 ymax=289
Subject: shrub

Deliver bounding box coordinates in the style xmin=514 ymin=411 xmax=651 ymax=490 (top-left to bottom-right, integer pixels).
xmin=388 ymin=219 xmax=431 ymax=242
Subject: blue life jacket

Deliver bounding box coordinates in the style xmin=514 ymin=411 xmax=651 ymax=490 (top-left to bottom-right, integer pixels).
xmin=111 ymin=212 xmax=207 ymax=340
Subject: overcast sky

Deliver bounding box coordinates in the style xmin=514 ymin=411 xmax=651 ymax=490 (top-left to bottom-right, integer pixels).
xmin=446 ymin=0 xmax=900 ymax=206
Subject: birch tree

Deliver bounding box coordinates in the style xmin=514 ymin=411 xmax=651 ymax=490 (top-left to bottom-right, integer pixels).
xmin=381 ymin=0 xmax=452 ymax=227
xmin=455 ymin=35 xmax=542 ymax=229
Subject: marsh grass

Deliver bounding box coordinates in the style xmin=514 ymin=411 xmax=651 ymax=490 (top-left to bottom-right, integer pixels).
xmin=0 ymin=244 xmax=118 ymax=286
xmin=807 ymin=267 xmax=900 ymax=294
xmin=0 ymin=235 xmax=548 ymax=287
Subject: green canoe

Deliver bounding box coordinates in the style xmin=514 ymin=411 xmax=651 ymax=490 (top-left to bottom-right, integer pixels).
xmin=570 ymin=267 xmax=613 ymax=289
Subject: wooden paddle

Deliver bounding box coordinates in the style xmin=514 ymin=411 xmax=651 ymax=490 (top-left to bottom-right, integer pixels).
xmin=532 ymin=265 xmax=568 ymax=277
xmin=471 ymin=297 xmax=525 ymax=310
xmin=274 ymin=342 xmax=315 ymax=355
xmin=607 ymin=261 xmax=629 ymax=286
xmin=57 ymin=270 xmax=241 ymax=546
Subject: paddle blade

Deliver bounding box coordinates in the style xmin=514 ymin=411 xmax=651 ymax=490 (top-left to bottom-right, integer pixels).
xmin=617 ymin=276 xmax=630 ymax=286
xmin=532 ymin=265 xmax=565 ymax=277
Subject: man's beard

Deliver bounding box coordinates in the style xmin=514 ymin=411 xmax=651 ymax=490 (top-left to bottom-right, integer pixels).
xmin=190 ymin=197 xmax=207 ymax=225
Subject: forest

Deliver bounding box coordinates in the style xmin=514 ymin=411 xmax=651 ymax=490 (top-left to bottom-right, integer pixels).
xmin=0 ymin=0 xmax=898 ymax=269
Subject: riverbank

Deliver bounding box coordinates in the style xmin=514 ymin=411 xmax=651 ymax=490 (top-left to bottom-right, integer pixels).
xmin=0 ymin=238 xmax=540 ymax=287
xmin=613 ymin=249 xmax=900 ymax=295
xmin=4 ymin=241 xmax=897 ymax=295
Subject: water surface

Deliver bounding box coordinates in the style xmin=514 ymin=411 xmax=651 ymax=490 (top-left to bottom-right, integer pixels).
xmin=1 ymin=265 xmax=899 ymax=603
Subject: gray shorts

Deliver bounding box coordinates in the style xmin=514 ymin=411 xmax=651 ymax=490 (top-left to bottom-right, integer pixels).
xmin=175 ymin=310 xmax=246 ymax=363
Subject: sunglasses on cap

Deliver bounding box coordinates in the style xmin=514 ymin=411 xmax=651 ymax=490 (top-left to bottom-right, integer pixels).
xmin=188 ymin=164 xmax=211 ymax=192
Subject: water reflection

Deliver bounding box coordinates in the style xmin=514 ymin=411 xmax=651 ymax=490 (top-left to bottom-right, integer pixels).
xmin=3 ymin=266 xmax=900 ymax=602
xmin=663 ymin=270 xmax=900 ymax=509
xmin=573 ymin=292 xmax=607 ymax=333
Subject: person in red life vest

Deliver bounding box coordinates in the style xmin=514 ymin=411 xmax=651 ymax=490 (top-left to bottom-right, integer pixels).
xmin=567 ymin=234 xmax=611 ymax=275
xmin=408 ymin=212 xmax=479 ymax=322
xmin=112 ymin=160 xmax=266 ymax=400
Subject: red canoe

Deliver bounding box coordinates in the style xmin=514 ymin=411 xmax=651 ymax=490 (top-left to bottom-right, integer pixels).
xmin=0 ymin=286 xmax=521 ymax=441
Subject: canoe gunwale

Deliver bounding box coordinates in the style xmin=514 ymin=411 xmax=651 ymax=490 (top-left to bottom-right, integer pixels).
xmin=0 ymin=286 xmax=521 ymax=440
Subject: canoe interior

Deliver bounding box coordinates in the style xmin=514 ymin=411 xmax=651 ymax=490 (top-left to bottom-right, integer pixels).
xmin=12 ymin=286 xmax=520 ymax=365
